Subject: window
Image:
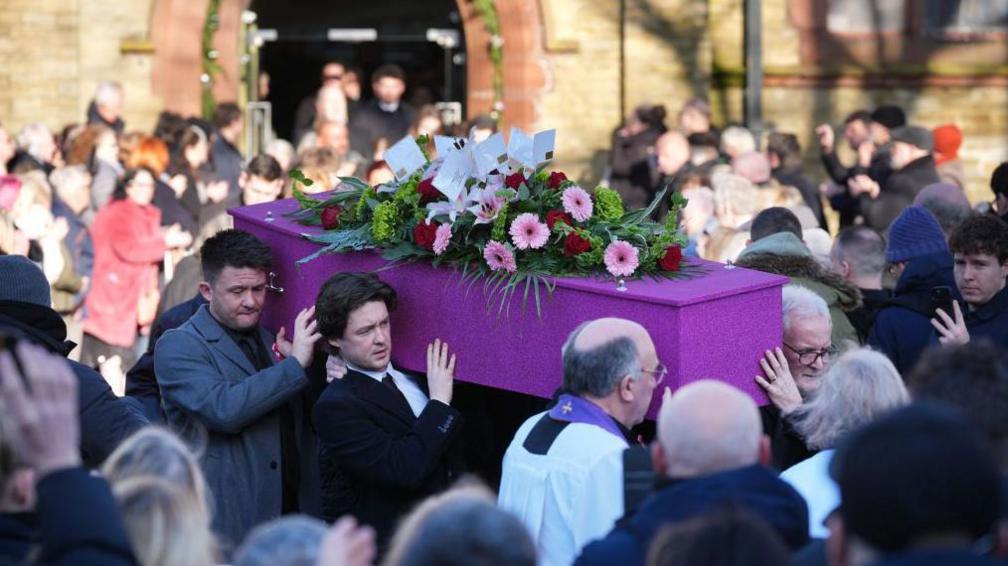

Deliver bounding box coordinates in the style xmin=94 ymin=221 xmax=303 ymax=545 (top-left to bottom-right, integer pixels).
xmin=827 ymin=0 xmax=907 ymax=33
xmin=923 ymin=0 xmax=1008 ymax=33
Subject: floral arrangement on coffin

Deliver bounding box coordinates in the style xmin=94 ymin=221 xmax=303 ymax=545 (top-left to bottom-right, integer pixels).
xmin=289 ymin=131 xmax=695 ymax=316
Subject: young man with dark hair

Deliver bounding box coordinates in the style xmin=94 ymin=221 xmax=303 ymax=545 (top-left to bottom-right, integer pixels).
xmin=349 ymin=64 xmax=415 ymax=157
xmin=749 ymin=206 xmax=803 ymax=243
xmin=155 ymin=229 xmax=323 ymax=545
xmin=311 ymin=272 xmax=464 ymax=548
xmin=931 ymin=214 xmax=1008 ymax=347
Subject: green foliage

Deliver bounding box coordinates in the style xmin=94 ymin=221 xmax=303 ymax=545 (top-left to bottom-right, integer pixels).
xmin=593 ymin=186 xmax=625 ymax=221
xmin=371 ymin=201 xmax=399 ymax=242
xmin=490 ymin=202 xmax=510 ymax=241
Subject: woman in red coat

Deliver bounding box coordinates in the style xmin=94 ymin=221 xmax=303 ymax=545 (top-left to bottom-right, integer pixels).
xmin=82 ymin=168 xmax=191 ymax=371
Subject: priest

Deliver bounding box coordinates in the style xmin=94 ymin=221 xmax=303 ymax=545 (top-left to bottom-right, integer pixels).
xmin=498 ymin=318 xmax=662 ymax=566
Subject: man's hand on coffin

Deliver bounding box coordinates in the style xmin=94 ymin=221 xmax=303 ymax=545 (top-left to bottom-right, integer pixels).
xmin=291 ymin=306 xmax=323 ymax=368
xmin=426 ymin=338 xmax=456 ymax=405
xmin=754 ymin=347 xmax=802 ymax=414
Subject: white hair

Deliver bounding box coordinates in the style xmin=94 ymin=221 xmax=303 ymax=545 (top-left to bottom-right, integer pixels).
xmin=721 ymin=126 xmax=756 ymax=157
xmin=792 ymin=348 xmax=908 ymax=449
xmin=265 ymin=139 xmax=295 ymax=171
xmin=711 ymin=171 xmax=758 ymax=217
xmin=16 ymin=123 xmax=53 ymax=161
xmin=94 ymin=81 xmax=123 ymax=107
xmin=782 ymin=284 xmax=831 ymax=335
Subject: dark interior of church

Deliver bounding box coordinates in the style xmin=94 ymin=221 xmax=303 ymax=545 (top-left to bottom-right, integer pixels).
xmin=251 ymin=0 xmax=467 ymax=141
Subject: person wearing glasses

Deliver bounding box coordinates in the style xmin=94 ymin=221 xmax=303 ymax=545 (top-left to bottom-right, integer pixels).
xmin=499 ymin=318 xmax=662 ymax=566
xmin=756 ymin=284 xmax=835 ymax=470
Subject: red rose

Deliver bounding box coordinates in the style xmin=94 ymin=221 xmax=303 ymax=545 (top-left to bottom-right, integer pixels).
xmin=504 ymin=172 xmax=526 ymax=189
xmin=547 ymin=171 xmax=568 ymax=189
xmin=546 ymin=210 xmax=572 ymax=229
xmin=320 ymin=205 xmax=342 ymax=230
xmin=563 ymin=232 xmax=592 ymax=257
xmin=658 ymin=245 xmax=683 ymax=271
xmin=413 ymin=221 xmax=439 ymax=251
xmin=417 ymin=178 xmax=440 ymax=205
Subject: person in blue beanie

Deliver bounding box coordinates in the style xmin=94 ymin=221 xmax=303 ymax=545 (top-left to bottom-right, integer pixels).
xmin=868 ymin=206 xmax=960 ymax=374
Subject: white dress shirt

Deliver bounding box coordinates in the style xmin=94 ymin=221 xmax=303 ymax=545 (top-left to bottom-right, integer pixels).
xmin=345 ymin=361 xmax=428 ymax=418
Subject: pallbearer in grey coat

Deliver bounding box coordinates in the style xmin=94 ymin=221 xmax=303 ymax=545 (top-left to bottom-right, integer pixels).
xmin=154 ymin=230 xmax=323 ymax=549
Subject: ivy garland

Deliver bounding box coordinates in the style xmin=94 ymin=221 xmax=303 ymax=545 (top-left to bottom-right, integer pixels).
xmin=201 ymin=0 xmax=222 ymax=120
xmin=471 ymin=0 xmax=504 ymax=122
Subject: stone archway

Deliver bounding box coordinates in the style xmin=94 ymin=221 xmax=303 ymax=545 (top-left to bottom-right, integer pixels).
xmin=456 ymin=0 xmax=549 ymax=132
xmin=149 ymin=0 xmax=548 ymax=132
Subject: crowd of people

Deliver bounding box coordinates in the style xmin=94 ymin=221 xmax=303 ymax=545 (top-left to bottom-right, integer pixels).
xmin=0 ymin=57 xmax=1007 ymax=566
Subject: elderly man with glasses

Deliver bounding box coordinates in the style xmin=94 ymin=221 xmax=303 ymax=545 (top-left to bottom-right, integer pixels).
xmin=756 ymin=284 xmax=835 ymax=470
xmin=499 ymin=317 xmax=662 ymax=566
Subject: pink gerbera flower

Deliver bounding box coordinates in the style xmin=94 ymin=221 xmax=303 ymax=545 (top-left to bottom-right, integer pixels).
xmin=562 ymin=185 xmax=593 ymax=222
xmin=433 ymin=223 xmax=453 ymax=256
xmin=508 ymin=213 xmax=550 ymax=250
xmin=484 ymin=240 xmax=517 ymax=273
xmin=603 ymin=240 xmax=640 ymax=277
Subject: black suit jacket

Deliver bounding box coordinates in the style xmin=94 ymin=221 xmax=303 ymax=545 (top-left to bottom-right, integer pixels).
xmin=312 ymin=367 xmax=464 ymax=544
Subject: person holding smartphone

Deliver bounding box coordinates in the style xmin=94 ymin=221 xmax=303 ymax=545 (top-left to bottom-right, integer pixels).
xmin=868 ymin=206 xmax=962 ymax=374
xmin=931 ymin=214 xmax=1008 ymax=347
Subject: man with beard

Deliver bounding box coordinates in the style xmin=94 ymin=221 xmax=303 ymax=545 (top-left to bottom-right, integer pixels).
xmin=155 ymin=229 xmax=323 ymax=546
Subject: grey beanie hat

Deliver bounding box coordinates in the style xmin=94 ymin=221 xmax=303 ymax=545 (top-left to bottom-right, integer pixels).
xmin=0 ymin=255 xmax=51 ymax=306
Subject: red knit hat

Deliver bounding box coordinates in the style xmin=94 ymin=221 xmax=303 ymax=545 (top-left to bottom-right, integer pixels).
xmin=932 ymin=124 xmax=962 ymax=166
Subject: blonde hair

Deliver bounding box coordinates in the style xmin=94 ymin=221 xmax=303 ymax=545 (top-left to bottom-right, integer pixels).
xmin=101 ymin=427 xmax=210 ymax=516
xmin=113 ymin=476 xmax=218 ymax=566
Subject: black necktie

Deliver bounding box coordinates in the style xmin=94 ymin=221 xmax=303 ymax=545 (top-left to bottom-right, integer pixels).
xmin=382 ymin=374 xmax=412 ymax=414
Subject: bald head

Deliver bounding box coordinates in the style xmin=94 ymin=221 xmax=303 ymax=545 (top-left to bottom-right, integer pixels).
xmin=562 ymin=318 xmax=659 ymax=426
xmin=573 ymin=317 xmax=649 ymax=351
xmin=657 ymin=380 xmax=762 ymax=478
xmin=656 ymin=132 xmax=690 ymax=176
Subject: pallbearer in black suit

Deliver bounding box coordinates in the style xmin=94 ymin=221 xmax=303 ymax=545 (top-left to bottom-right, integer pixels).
xmin=311 ymin=272 xmax=464 ymax=546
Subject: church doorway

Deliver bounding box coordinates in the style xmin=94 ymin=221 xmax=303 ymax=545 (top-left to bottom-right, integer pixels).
xmin=251 ymin=0 xmax=466 ymax=142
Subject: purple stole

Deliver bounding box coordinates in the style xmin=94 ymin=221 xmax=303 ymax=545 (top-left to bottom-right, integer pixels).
xmin=548 ymin=393 xmax=627 ymax=442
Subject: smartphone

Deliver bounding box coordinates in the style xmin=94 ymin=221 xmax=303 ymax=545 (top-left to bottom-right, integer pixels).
xmin=930 ymin=286 xmax=955 ymax=319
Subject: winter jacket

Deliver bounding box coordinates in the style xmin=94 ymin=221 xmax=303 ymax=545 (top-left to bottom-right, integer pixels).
xmin=846 ymin=288 xmax=892 ymax=345
xmin=574 ymin=464 xmax=810 ymax=566
xmin=773 ymin=166 xmax=826 ymax=229
xmin=35 ymin=467 xmax=137 ymax=565
xmin=124 ymin=293 xmax=206 ymax=423
xmin=860 ymin=155 xmax=940 ymax=231
xmin=868 ymin=251 xmax=961 ymax=375
xmin=736 ymin=232 xmax=862 ymax=347
xmin=83 ymin=198 xmax=165 ymax=348
xmin=964 ymin=285 xmax=1008 ymax=348
xmin=0 ymin=301 xmax=148 ymax=467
